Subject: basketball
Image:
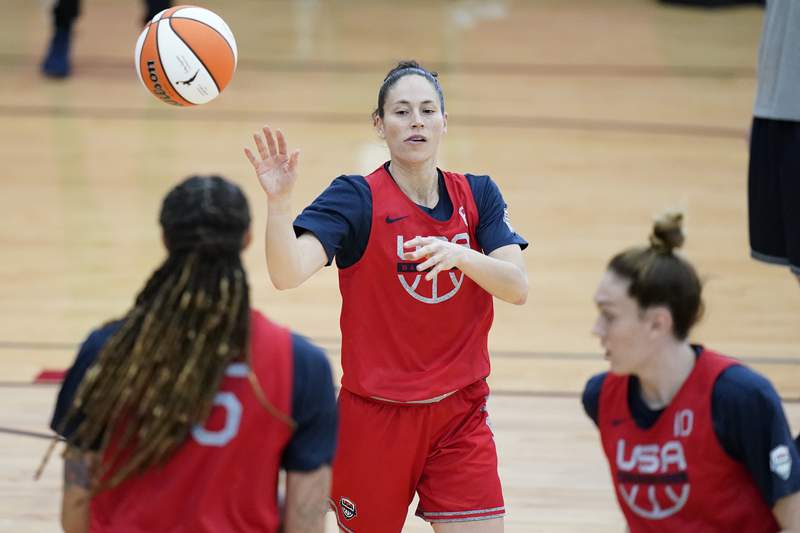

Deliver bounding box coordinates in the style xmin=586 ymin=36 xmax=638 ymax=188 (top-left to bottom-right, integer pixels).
xmin=134 ymin=6 xmax=237 ymax=107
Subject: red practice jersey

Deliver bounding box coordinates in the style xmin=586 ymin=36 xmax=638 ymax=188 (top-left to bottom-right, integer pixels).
xmin=599 ymin=348 xmax=778 ymax=532
xmin=338 ymin=165 xmax=494 ymax=401
xmin=90 ymin=310 xmax=294 ymax=533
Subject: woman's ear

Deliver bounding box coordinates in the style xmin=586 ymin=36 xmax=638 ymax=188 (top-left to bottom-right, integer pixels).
xmin=645 ymin=306 xmax=674 ymax=339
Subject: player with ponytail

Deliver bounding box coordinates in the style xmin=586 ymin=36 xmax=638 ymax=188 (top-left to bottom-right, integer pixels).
xmin=583 ymin=213 xmax=800 ymax=532
xmin=49 ymin=175 xmax=336 ymax=533
xmin=245 ymin=60 xmax=528 ymax=532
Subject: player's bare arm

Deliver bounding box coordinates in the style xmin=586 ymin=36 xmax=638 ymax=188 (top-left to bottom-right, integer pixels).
xmin=283 ymin=466 xmax=332 ymax=533
xmin=775 ymin=491 xmax=800 ymax=532
xmin=403 ymin=238 xmax=527 ymax=305
xmin=245 ymin=126 xmax=327 ymax=289
xmin=60 ymin=446 xmax=97 ymax=533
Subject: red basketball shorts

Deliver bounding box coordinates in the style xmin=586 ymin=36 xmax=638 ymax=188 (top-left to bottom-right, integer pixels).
xmin=329 ymin=379 xmax=504 ymax=533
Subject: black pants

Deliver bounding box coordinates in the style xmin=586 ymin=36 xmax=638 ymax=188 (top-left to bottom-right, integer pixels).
xmin=748 ymin=117 xmax=800 ymax=276
xmin=658 ymin=0 xmax=764 ymax=6
xmin=53 ymin=0 xmax=171 ymax=30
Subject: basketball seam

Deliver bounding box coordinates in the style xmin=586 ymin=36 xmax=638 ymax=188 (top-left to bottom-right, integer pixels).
xmin=136 ymin=23 xmax=153 ymax=86
xmin=159 ymin=6 xmax=182 ymax=20
xmin=168 ymin=18 xmax=222 ymax=94
xmin=170 ymin=17 xmax=236 ymax=64
xmin=155 ymin=20 xmax=192 ymax=106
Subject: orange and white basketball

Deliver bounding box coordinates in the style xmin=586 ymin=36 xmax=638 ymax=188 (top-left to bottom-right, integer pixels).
xmin=134 ymin=6 xmax=237 ymax=107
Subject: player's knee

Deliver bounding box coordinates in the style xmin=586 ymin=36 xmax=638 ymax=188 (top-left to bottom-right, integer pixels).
xmin=433 ymin=517 xmax=504 ymax=533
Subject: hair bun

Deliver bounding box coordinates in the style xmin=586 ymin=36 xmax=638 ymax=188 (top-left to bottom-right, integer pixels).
xmin=649 ymin=211 xmax=685 ymax=253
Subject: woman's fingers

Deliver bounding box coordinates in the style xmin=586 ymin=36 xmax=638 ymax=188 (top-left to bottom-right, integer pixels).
xmin=403 ymin=245 xmax=429 ymax=261
xmin=276 ymin=129 xmax=288 ymax=156
xmin=417 ymin=256 xmax=437 ymax=271
xmin=254 ymin=133 xmax=268 ymax=160
xmin=425 ymin=262 xmax=450 ymax=281
xmin=244 ymin=148 xmax=258 ymax=168
xmin=288 ymin=149 xmax=300 ymax=173
xmin=403 ymin=237 xmax=431 ymax=259
xmin=262 ymin=126 xmax=278 ymax=158
xmin=425 ymin=266 xmax=441 ymax=281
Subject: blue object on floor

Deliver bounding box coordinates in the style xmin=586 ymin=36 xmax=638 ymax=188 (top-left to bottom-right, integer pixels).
xmin=41 ymin=28 xmax=72 ymax=78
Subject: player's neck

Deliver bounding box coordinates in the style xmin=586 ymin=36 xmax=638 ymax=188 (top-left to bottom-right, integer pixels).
xmin=388 ymin=159 xmax=439 ymax=208
xmin=635 ymin=341 xmax=696 ymax=410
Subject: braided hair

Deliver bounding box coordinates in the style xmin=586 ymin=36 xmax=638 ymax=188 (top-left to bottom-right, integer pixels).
xmin=608 ymin=212 xmax=704 ymax=340
xmin=56 ymin=175 xmax=253 ymax=493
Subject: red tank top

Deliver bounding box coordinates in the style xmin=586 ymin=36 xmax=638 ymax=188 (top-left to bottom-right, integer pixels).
xmin=599 ymin=348 xmax=778 ymax=532
xmin=90 ymin=310 xmax=294 ymax=533
xmin=338 ymin=165 xmax=494 ymax=401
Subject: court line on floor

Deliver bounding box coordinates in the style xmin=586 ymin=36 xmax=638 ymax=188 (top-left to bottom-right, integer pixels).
xmin=0 ymin=104 xmax=745 ymax=139
xmin=2 ymin=339 xmax=797 ymax=365
xmin=1 ymin=381 xmax=798 ymax=400
xmin=0 ymin=426 xmax=59 ymax=440
xmin=0 ymin=53 xmax=756 ymax=79
xmin=4 ymin=383 xmax=799 ymax=442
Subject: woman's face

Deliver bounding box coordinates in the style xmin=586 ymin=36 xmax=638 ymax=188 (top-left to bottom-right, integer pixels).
xmin=591 ymin=270 xmax=660 ymax=376
xmin=375 ymin=74 xmax=447 ymax=166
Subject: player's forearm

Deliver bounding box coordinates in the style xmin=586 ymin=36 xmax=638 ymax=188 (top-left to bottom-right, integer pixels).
xmin=284 ymin=466 xmax=332 ymax=533
xmin=459 ymin=248 xmax=528 ymax=305
xmin=61 ymin=448 xmax=94 ymax=533
xmin=775 ymin=490 xmax=800 ymax=532
xmin=264 ymin=198 xmax=310 ymax=289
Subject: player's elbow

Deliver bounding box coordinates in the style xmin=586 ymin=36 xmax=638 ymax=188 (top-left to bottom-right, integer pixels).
xmin=268 ymin=267 xmax=306 ymax=290
xmin=271 ymin=275 xmax=301 ymax=291
xmin=511 ymin=271 xmax=529 ymax=305
xmin=511 ymin=288 xmax=527 ymax=305
xmin=499 ymin=283 xmax=527 ymax=305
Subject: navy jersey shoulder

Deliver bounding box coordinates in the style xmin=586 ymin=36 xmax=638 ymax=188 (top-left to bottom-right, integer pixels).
xmin=50 ymin=321 xmax=122 ymax=446
xmin=50 ymin=323 xmax=338 ymax=471
xmin=711 ymin=363 xmax=800 ymax=505
xmin=464 ymin=173 xmax=528 ymax=254
xmin=293 ymin=174 xmax=372 ymax=269
xmin=581 ymin=357 xmax=800 ymax=506
xmin=293 ymin=167 xmax=528 ymax=269
xmin=581 ymin=371 xmax=607 ymax=426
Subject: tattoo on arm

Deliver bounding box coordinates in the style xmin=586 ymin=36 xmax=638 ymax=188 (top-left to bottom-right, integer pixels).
xmin=63 ymin=448 xmax=95 ymax=490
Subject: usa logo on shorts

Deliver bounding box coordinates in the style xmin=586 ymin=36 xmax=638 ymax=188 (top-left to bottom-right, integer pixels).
xmin=340 ymin=497 xmax=357 ymax=520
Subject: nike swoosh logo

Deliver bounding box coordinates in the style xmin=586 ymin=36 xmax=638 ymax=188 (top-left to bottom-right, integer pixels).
xmin=385 ymin=215 xmax=408 ymax=224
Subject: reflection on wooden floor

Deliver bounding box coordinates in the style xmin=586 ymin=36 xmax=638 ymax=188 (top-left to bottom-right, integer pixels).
xmin=1 ymin=0 xmax=797 ymax=531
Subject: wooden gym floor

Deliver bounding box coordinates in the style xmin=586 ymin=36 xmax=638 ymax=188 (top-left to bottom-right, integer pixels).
xmin=0 ymin=0 xmax=798 ymax=531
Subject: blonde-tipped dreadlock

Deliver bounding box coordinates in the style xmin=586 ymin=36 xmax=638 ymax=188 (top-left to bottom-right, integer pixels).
xmin=53 ymin=176 xmax=263 ymax=494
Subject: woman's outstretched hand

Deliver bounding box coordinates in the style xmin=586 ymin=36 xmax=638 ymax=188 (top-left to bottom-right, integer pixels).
xmin=244 ymin=125 xmax=300 ymax=201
